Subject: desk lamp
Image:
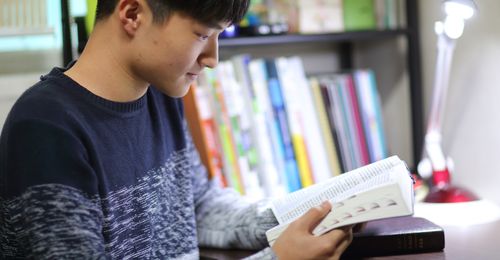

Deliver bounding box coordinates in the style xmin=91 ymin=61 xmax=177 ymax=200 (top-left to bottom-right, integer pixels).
xmin=418 ymin=0 xmax=478 ymax=203
xmin=414 ymin=1 xmax=500 ymax=226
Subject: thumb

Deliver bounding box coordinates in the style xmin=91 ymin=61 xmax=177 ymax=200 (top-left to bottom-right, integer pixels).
xmin=298 ymin=201 xmax=332 ymax=232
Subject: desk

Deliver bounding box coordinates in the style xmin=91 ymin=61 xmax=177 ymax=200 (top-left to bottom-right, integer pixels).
xmin=200 ymin=219 xmax=500 ymax=259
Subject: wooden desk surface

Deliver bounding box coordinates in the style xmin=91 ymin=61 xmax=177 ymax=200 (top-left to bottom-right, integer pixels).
xmin=200 ymin=219 xmax=500 ymax=259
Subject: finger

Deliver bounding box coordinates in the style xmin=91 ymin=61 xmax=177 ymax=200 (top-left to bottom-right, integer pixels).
xmin=329 ymin=228 xmax=353 ymax=259
xmin=296 ymin=201 xmax=332 ymax=232
xmin=322 ymin=226 xmax=351 ymax=245
xmin=329 ymin=237 xmax=352 ymax=260
xmin=313 ymin=227 xmax=352 ymax=258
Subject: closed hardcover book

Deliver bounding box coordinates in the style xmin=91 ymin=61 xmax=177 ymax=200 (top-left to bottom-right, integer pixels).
xmin=344 ymin=216 xmax=445 ymax=257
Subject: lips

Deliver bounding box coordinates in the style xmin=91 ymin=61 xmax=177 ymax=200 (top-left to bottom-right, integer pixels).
xmin=186 ymin=73 xmax=198 ymax=81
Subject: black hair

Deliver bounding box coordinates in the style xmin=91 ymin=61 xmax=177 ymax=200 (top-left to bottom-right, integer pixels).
xmin=95 ymin=0 xmax=250 ymax=26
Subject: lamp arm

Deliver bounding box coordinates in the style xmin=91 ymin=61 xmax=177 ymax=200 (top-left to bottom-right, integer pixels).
xmin=427 ymin=33 xmax=456 ymax=135
xmin=422 ymin=31 xmax=456 ymax=172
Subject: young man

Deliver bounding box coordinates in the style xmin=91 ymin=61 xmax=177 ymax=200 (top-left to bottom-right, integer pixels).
xmin=0 ymin=0 xmax=353 ymax=259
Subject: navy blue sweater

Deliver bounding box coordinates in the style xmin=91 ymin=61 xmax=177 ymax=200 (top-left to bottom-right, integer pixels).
xmin=0 ymin=67 xmax=277 ymax=259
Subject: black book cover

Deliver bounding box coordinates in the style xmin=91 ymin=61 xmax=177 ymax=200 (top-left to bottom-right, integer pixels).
xmin=343 ymin=216 xmax=445 ymax=258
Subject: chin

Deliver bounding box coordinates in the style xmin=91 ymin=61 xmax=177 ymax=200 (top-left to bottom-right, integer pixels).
xmin=153 ymin=83 xmax=191 ymax=98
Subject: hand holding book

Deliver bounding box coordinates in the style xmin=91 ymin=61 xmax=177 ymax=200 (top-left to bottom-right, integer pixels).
xmin=266 ymin=156 xmax=415 ymax=246
xmin=271 ymin=201 xmax=355 ymax=259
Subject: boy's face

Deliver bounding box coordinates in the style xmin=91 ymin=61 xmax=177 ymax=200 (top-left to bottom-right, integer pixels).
xmin=131 ymin=11 xmax=229 ymax=97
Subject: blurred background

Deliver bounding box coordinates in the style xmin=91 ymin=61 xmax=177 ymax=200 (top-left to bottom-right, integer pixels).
xmin=0 ymin=0 xmax=498 ymax=205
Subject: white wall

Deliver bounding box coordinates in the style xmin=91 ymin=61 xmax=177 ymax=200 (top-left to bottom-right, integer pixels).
xmin=419 ymin=0 xmax=500 ymax=204
xmin=0 ymin=49 xmax=62 ymax=131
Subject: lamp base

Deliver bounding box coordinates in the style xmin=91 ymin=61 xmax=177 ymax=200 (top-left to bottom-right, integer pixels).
xmin=424 ymin=184 xmax=479 ymax=203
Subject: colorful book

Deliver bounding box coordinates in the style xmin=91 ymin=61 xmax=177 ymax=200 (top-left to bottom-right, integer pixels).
xmin=183 ymin=80 xmax=226 ymax=188
xmin=336 ymin=74 xmax=364 ymax=169
xmin=353 ymin=69 xmax=388 ymax=162
xmin=248 ymin=59 xmax=288 ymax=197
xmin=344 ymin=73 xmax=371 ymax=166
xmin=325 ymin=76 xmax=355 ymax=171
xmin=288 ymin=57 xmax=335 ymax=183
xmin=265 ymin=58 xmax=302 ymax=192
xmin=204 ymin=68 xmax=245 ymax=194
xmin=309 ymin=77 xmax=342 ymax=177
xmin=218 ymin=61 xmax=264 ymax=199
xmin=276 ymin=57 xmax=314 ymax=187
xmin=343 ymin=0 xmax=377 ymax=31
xmin=232 ymin=54 xmax=285 ymax=198
xmin=298 ymin=0 xmax=344 ymax=34
xmin=318 ymin=78 xmax=346 ymax=173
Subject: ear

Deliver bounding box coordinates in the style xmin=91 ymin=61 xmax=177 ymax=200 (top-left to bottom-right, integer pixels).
xmin=117 ymin=0 xmax=144 ymax=37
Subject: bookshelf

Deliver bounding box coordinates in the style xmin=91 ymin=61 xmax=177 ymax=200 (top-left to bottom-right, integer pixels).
xmin=218 ymin=0 xmax=423 ymax=170
xmin=60 ymin=0 xmax=423 ymax=170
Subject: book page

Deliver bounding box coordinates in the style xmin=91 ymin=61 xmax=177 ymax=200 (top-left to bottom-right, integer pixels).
xmin=271 ymin=156 xmax=401 ymax=224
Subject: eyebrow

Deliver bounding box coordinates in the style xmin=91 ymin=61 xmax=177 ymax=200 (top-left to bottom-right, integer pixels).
xmin=205 ymin=22 xmax=225 ymax=30
xmin=199 ymin=19 xmax=230 ymax=30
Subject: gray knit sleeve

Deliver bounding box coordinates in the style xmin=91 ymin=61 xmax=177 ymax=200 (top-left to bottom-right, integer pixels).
xmin=194 ymin=180 xmax=279 ymax=250
xmin=185 ymin=123 xmax=279 ymax=250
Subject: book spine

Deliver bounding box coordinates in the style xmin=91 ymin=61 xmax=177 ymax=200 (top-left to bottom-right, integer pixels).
xmin=354 ymin=70 xmax=387 ymax=162
xmin=276 ymin=57 xmax=315 ymax=187
xmin=344 ymin=73 xmax=371 ymax=166
xmin=289 ymin=57 xmax=335 ymax=183
xmin=336 ymin=74 xmax=364 ymax=169
xmin=232 ymin=54 xmax=280 ymax=198
xmin=367 ymin=70 xmax=388 ymax=160
xmin=204 ymin=68 xmax=245 ymax=193
xmin=183 ymin=82 xmax=227 ymax=187
xmin=265 ymin=58 xmax=302 ymax=192
xmin=309 ymin=77 xmax=342 ymax=176
xmin=248 ymin=59 xmax=288 ymax=197
xmin=344 ymin=231 xmax=445 ymax=256
xmin=327 ymin=77 xmax=355 ymax=171
xmin=221 ymin=61 xmax=264 ymax=199
xmin=319 ymin=79 xmax=346 ymax=173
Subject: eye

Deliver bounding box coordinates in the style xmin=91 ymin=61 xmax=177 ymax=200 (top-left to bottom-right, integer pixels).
xmin=195 ymin=32 xmax=210 ymax=41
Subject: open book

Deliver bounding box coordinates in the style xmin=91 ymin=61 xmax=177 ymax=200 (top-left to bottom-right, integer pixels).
xmin=266 ymin=156 xmax=414 ymax=246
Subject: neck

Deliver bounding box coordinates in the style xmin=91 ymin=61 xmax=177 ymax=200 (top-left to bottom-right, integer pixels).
xmin=64 ymin=23 xmax=149 ymax=102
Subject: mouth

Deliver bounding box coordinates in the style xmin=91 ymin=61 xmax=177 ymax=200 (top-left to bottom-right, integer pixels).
xmin=186 ymin=73 xmax=198 ymax=81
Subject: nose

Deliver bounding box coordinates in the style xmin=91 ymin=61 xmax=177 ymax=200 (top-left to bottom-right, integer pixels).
xmin=199 ymin=37 xmax=219 ymax=69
